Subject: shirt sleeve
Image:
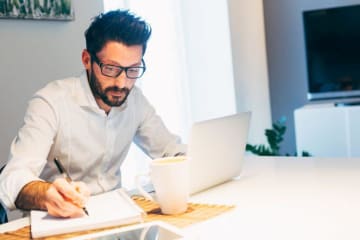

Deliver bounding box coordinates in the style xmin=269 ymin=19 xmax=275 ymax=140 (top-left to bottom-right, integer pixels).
xmin=133 ymin=90 xmax=187 ymax=159
xmin=0 ymin=94 xmax=58 ymax=210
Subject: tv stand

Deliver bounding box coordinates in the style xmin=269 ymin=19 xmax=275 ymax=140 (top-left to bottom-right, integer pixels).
xmin=294 ymin=103 xmax=360 ymax=157
xmin=334 ymin=101 xmax=360 ymax=107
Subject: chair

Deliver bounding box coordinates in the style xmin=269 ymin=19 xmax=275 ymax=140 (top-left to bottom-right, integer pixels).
xmin=0 ymin=165 xmax=8 ymax=224
xmin=0 ymin=203 xmax=7 ymax=224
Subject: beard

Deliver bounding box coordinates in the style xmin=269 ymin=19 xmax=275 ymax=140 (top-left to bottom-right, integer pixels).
xmin=88 ymin=69 xmax=131 ymax=107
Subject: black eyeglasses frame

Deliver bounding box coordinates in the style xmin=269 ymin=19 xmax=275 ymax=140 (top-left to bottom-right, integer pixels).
xmin=90 ymin=53 xmax=146 ymax=79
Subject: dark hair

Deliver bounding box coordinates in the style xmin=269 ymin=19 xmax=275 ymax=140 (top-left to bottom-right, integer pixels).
xmin=85 ymin=9 xmax=152 ymax=56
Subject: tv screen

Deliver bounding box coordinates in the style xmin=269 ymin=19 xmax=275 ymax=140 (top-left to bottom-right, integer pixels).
xmin=303 ymin=5 xmax=360 ymax=101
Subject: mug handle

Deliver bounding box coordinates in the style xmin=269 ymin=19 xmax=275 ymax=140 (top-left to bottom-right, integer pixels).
xmin=135 ymin=173 xmax=155 ymax=202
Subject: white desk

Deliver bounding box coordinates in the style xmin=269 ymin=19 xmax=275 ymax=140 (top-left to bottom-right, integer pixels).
xmin=1 ymin=156 xmax=360 ymax=239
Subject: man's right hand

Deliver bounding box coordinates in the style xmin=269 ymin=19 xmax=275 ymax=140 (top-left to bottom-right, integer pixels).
xmin=15 ymin=179 xmax=90 ymax=218
xmin=45 ymin=178 xmax=90 ymax=218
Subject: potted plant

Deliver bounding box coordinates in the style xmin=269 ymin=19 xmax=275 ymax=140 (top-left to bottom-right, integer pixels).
xmin=246 ymin=117 xmax=311 ymax=156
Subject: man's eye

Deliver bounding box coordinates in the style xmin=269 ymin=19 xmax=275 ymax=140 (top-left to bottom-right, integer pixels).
xmin=128 ymin=68 xmax=140 ymax=73
xmin=103 ymin=65 xmax=118 ymax=72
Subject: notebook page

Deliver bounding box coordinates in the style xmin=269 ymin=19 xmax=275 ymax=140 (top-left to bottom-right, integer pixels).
xmin=31 ymin=188 xmax=144 ymax=238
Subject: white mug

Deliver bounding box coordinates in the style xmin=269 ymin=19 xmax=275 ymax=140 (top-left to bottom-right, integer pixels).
xmin=136 ymin=156 xmax=189 ymax=215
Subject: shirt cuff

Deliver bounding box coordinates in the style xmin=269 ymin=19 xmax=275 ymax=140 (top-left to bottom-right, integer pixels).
xmin=0 ymin=169 xmax=41 ymax=210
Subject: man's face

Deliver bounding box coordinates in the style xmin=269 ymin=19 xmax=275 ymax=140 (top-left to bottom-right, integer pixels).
xmin=82 ymin=41 xmax=144 ymax=112
xmin=88 ymin=65 xmax=130 ymax=108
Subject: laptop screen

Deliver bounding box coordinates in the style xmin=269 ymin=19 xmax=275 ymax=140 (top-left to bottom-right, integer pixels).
xmin=188 ymin=112 xmax=251 ymax=195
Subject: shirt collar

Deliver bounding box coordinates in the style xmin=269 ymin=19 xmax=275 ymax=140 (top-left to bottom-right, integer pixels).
xmin=75 ymin=71 xmax=98 ymax=109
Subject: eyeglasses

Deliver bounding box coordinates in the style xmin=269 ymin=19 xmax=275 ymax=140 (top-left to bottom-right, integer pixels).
xmin=90 ymin=54 xmax=146 ymax=79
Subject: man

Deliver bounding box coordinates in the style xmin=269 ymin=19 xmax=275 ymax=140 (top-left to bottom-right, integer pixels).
xmin=0 ymin=10 xmax=186 ymax=218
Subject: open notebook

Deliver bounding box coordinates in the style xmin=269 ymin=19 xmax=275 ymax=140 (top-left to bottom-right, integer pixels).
xmin=30 ymin=188 xmax=144 ymax=238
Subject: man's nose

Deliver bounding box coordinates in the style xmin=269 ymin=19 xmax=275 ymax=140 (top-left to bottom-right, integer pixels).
xmin=113 ymin=71 xmax=127 ymax=88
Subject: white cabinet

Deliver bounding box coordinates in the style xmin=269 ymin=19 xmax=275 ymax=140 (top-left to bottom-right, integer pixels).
xmin=294 ymin=103 xmax=360 ymax=157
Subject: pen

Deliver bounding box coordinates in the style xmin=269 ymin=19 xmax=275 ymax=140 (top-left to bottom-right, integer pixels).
xmin=162 ymin=152 xmax=185 ymax=157
xmin=54 ymin=158 xmax=89 ymax=216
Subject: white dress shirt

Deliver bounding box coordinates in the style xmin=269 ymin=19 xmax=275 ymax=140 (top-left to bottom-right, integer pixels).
xmin=0 ymin=72 xmax=186 ymax=209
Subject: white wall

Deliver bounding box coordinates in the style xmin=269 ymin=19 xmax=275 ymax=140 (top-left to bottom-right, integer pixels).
xmin=178 ymin=0 xmax=272 ymax=146
xmin=0 ymin=1 xmax=103 ymax=168
xmin=180 ymin=0 xmax=237 ymax=123
xmin=228 ymin=0 xmax=272 ymax=145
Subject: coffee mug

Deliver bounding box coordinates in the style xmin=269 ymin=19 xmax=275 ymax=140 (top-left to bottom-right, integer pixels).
xmin=136 ymin=156 xmax=189 ymax=215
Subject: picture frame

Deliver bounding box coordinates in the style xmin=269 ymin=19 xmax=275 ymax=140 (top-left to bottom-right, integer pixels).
xmin=0 ymin=0 xmax=74 ymax=21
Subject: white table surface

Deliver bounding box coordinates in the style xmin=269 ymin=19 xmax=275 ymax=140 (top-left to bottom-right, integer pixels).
xmin=1 ymin=156 xmax=360 ymax=240
xmin=184 ymin=156 xmax=360 ymax=240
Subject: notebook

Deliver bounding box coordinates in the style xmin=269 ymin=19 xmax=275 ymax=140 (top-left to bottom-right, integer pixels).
xmin=188 ymin=112 xmax=251 ymax=194
xmin=30 ymin=188 xmax=145 ymax=238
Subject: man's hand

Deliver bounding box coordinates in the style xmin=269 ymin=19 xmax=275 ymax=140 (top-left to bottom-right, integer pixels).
xmin=15 ymin=179 xmax=90 ymax=218
xmin=45 ymin=178 xmax=90 ymax=218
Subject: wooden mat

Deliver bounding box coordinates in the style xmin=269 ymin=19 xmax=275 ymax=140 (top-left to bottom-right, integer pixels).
xmin=0 ymin=196 xmax=234 ymax=240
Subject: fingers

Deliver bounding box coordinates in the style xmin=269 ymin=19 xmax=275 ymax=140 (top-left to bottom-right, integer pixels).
xmin=44 ymin=178 xmax=90 ymax=218
xmin=72 ymin=181 xmax=91 ymax=200
xmin=45 ymin=184 xmax=86 ymax=218
xmin=53 ymin=178 xmax=88 ymax=207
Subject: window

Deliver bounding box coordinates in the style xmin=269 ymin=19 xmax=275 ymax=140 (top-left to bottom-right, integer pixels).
xmin=103 ymin=0 xmax=191 ymax=189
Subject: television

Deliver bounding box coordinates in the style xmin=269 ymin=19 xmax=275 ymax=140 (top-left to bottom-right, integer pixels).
xmin=303 ymin=5 xmax=360 ymax=102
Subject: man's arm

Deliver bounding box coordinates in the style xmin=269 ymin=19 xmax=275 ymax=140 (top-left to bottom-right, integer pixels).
xmin=0 ymin=93 xmax=59 ymax=210
xmin=133 ymin=90 xmax=187 ymax=158
xmin=15 ymin=181 xmax=51 ymax=211
xmin=15 ymin=179 xmax=90 ymax=218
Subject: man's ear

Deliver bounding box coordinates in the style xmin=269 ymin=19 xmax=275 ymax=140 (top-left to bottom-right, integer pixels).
xmin=81 ymin=49 xmax=91 ymax=70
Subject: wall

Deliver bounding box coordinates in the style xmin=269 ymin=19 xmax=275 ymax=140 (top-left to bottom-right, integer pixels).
xmin=180 ymin=0 xmax=237 ymax=123
xmin=228 ymin=0 xmax=272 ymax=145
xmin=0 ymin=1 xmax=103 ymax=168
xmin=179 ymin=0 xmax=272 ymax=147
xmin=263 ymin=0 xmax=360 ymax=154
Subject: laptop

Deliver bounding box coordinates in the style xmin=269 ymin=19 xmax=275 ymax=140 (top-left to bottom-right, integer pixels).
xmin=188 ymin=112 xmax=251 ymax=195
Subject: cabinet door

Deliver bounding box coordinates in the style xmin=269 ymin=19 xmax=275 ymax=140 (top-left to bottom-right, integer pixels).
xmin=348 ymin=107 xmax=360 ymax=157
xmin=294 ymin=107 xmax=348 ymax=157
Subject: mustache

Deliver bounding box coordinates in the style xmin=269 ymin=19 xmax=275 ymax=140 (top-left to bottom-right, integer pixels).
xmin=104 ymin=86 xmax=130 ymax=94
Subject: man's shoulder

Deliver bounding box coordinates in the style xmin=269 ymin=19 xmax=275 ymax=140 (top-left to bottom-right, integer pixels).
xmin=34 ymin=76 xmax=80 ymax=101
xmin=127 ymin=86 xmax=155 ymax=115
xmin=129 ymin=86 xmax=147 ymax=101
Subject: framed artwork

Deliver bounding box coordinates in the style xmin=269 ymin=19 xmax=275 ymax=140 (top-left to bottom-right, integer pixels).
xmin=0 ymin=0 xmax=74 ymax=21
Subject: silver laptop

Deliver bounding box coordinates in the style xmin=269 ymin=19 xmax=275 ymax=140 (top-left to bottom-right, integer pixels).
xmin=188 ymin=112 xmax=251 ymax=195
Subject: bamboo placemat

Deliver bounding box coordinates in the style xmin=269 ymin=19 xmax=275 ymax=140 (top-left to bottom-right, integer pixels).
xmin=0 ymin=196 xmax=235 ymax=240
xmin=132 ymin=196 xmax=235 ymax=228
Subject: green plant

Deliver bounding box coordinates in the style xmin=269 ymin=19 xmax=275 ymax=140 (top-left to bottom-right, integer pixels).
xmin=246 ymin=117 xmax=311 ymax=156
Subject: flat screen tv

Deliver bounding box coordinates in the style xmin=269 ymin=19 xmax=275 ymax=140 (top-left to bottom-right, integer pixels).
xmin=303 ymin=5 xmax=360 ymax=102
